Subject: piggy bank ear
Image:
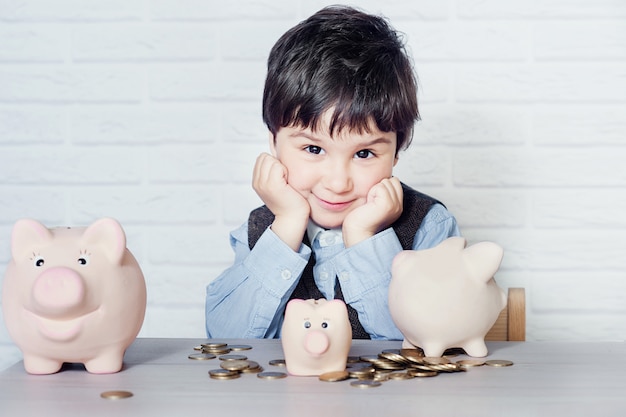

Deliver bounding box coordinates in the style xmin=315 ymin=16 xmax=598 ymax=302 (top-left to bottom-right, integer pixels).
xmin=463 ymin=241 xmax=504 ymax=284
xmin=81 ymin=218 xmax=127 ymax=265
xmin=11 ymin=219 xmax=53 ymax=261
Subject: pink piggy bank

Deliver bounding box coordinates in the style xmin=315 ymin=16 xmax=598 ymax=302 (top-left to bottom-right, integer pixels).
xmin=281 ymin=299 xmax=352 ymax=376
xmin=1 ymin=218 xmax=146 ymax=374
xmin=389 ymin=237 xmax=506 ymax=358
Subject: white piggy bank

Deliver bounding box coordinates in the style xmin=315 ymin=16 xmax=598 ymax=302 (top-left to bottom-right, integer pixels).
xmin=389 ymin=237 xmax=506 ymax=358
xmin=281 ymin=299 xmax=352 ymax=376
xmin=1 ymin=218 xmax=146 ymax=374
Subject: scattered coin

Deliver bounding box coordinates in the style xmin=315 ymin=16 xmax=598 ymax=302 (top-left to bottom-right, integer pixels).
xmin=350 ymin=380 xmax=382 ymax=388
xmin=407 ymin=369 xmax=438 ymax=378
xmin=240 ymin=361 xmax=263 ymax=374
xmin=100 ymin=390 xmax=133 ymax=400
xmin=388 ymin=371 xmax=414 ymax=381
xmin=269 ymin=359 xmax=286 ymax=367
xmin=220 ymin=360 xmax=250 ymax=371
xmin=209 ymin=369 xmax=240 ymax=380
xmin=348 ymin=365 xmax=375 ymax=379
xmin=456 ymin=359 xmax=485 ymax=368
xmin=228 ymin=344 xmax=253 ymax=351
xmin=188 ymin=353 xmax=217 ymax=360
xmin=203 ymin=347 xmax=231 ymax=355
xmin=257 ymin=371 xmax=287 ymax=380
xmin=319 ymin=370 xmax=350 ymax=382
xmin=485 ymin=359 xmax=514 ymax=367
xmin=219 ymin=354 xmax=248 ymax=361
xmin=423 ymin=356 xmax=451 ymax=365
xmin=202 ymin=342 xmax=227 ymax=349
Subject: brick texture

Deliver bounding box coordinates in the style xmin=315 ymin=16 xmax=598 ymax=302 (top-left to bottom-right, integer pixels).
xmin=1 ymin=0 xmax=625 ymax=370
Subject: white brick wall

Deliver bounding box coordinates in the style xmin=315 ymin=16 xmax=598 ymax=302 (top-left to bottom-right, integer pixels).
xmin=1 ymin=0 xmax=625 ymax=371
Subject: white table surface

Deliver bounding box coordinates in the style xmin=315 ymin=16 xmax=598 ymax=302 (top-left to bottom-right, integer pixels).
xmin=1 ymin=338 xmax=625 ymax=417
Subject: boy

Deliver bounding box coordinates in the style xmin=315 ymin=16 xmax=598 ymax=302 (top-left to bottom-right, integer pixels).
xmin=205 ymin=6 xmax=460 ymax=340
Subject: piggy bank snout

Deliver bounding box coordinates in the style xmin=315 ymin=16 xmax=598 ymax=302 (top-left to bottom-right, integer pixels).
xmin=304 ymin=330 xmax=330 ymax=356
xmin=31 ymin=267 xmax=86 ymax=316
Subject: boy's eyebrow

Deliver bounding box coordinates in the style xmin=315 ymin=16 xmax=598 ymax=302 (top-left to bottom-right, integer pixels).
xmin=290 ymin=131 xmax=394 ymax=147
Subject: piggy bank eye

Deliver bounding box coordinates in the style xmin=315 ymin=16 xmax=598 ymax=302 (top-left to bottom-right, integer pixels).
xmin=33 ymin=257 xmax=45 ymax=267
xmin=77 ymin=256 xmax=90 ymax=266
xmin=321 ymin=322 xmax=329 ymax=329
xmin=304 ymin=321 xmax=311 ymax=329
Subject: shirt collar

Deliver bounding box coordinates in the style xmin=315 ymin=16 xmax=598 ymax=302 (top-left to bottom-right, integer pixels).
xmin=306 ymin=221 xmax=343 ymax=247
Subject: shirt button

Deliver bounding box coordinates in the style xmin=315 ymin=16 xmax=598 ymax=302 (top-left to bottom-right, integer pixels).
xmin=339 ymin=271 xmax=349 ymax=281
xmin=320 ymin=271 xmax=329 ymax=280
xmin=281 ymin=269 xmax=292 ymax=280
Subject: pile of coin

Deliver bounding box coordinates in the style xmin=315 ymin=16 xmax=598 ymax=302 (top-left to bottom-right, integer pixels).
xmin=190 ymin=342 xmax=290 ymax=380
xmin=319 ymin=347 xmax=513 ymax=388
xmin=190 ymin=343 xmax=512 ymax=387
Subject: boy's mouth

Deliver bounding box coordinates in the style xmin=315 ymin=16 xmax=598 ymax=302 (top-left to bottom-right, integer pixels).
xmin=316 ymin=197 xmax=353 ymax=212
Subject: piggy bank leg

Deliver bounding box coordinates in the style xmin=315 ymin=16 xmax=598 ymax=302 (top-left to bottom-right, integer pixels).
xmin=422 ymin=343 xmax=446 ymax=358
xmin=84 ymin=349 xmax=125 ymax=374
xmin=462 ymin=339 xmax=488 ymax=358
xmin=23 ymin=355 xmax=64 ymax=375
xmin=401 ymin=339 xmax=419 ymax=350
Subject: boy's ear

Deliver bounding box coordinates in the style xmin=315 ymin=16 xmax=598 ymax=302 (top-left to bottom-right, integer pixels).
xmin=268 ymin=131 xmax=278 ymax=157
xmin=393 ymin=155 xmax=399 ymax=167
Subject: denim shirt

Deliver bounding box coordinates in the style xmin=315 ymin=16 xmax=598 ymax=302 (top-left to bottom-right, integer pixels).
xmin=205 ymin=203 xmax=460 ymax=340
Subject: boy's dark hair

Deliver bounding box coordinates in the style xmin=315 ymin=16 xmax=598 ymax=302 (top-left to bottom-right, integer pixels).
xmin=262 ymin=6 xmax=419 ymax=153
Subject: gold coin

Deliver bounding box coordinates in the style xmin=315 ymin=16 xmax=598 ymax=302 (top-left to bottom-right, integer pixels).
xmin=485 ymin=359 xmax=514 ymax=367
xmin=424 ymin=356 xmax=451 ymax=365
xmin=372 ymin=372 xmax=390 ymax=382
xmin=202 ymin=347 xmax=231 ymax=355
xmin=400 ymin=348 xmax=425 ymax=363
xmin=188 ymin=353 xmax=217 ymax=360
xmin=407 ymin=368 xmax=438 ymax=378
xmin=257 ymin=371 xmax=287 ymax=380
xmin=208 ymin=369 xmax=240 ymax=379
xmin=269 ymin=359 xmax=286 ymax=366
xmin=348 ymin=365 xmax=375 ymax=378
xmin=228 ymin=344 xmax=253 ymax=351
xmin=219 ymin=354 xmax=248 ymax=361
xmin=379 ymin=351 xmax=411 ymax=365
xmin=220 ymin=360 xmax=250 ymax=371
xmin=202 ymin=342 xmax=227 ymax=349
xmin=456 ymin=359 xmax=485 ymax=368
xmin=241 ymin=361 xmax=263 ymax=374
xmin=100 ymin=390 xmax=133 ymax=400
xmin=359 ymin=354 xmax=381 ymax=363
xmin=350 ymin=380 xmax=382 ymax=388
xmin=319 ymin=370 xmax=349 ymax=382
xmin=388 ymin=371 xmax=414 ymax=380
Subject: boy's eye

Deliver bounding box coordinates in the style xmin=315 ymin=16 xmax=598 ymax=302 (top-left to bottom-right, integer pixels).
xmin=305 ymin=145 xmax=323 ymax=155
xmin=355 ymin=149 xmax=373 ymax=159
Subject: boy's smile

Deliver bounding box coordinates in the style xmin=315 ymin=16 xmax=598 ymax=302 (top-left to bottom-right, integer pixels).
xmin=270 ymin=111 xmax=398 ymax=230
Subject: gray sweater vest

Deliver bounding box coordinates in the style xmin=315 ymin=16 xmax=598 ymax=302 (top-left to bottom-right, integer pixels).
xmin=247 ymin=183 xmax=440 ymax=339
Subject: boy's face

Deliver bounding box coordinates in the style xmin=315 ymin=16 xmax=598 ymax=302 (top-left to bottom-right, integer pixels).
xmin=270 ymin=110 xmax=398 ymax=230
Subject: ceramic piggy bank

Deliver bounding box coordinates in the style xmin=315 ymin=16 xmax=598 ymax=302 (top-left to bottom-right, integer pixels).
xmin=389 ymin=237 xmax=506 ymax=358
xmin=281 ymin=299 xmax=352 ymax=376
xmin=1 ymin=218 xmax=146 ymax=374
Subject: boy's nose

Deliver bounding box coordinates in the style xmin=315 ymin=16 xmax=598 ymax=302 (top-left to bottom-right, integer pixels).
xmin=323 ymin=165 xmax=352 ymax=193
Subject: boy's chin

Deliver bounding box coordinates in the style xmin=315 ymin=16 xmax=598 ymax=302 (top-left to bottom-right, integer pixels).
xmin=310 ymin=217 xmax=343 ymax=230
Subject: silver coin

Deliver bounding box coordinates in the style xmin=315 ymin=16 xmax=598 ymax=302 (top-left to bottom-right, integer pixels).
xmin=350 ymin=380 xmax=382 ymax=388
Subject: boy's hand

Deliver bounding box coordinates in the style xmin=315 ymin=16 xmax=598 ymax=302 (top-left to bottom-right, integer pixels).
xmin=342 ymin=177 xmax=403 ymax=247
xmin=252 ymin=153 xmax=310 ymax=251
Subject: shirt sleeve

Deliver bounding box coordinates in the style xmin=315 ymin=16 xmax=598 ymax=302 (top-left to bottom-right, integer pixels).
xmin=333 ymin=203 xmax=461 ymax=340
xmin=205 ymin=223 xmax=310 ymax=338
